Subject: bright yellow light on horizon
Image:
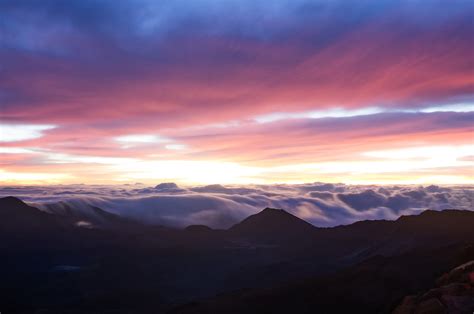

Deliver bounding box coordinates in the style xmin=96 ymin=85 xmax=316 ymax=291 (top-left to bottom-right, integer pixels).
xmin=1 ymin=145 xmax=473 ymax=186
xmin=113 ymin=160 xmax=265 ymax=185
xmin=0 ymin=170 xmax=71 ymax=185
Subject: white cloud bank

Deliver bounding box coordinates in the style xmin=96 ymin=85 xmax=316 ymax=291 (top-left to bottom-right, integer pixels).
xmin=0 ymin=183 xmax=472 ymax=229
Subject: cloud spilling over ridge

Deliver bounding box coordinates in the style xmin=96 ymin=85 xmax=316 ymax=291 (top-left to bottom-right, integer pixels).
xmin=1 ymin=183 xmax=471 ymax=228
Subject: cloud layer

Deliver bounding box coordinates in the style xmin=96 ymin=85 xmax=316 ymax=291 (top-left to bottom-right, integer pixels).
xmin=1 ymin=183 xmax=472 ymax=228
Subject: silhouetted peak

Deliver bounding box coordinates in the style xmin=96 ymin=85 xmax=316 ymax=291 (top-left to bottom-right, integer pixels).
xmin=229 ymin=207 xmax=316 ymax=239
xmin=0 ymin=196 xmax=41 ymax=218
xmin=0 ymin=196 xmax=65 ymax=232
xmin=253 ymin=207 xmax=307 ymax=222
xmin=0 ymin=196 xmax=30 ymax=209
xmin=155 ymin=182 xmax=179 ymax=190
xmin=185 ymin=225 xmax=214 ymax=233
xmin=261 ymin=207 xmax=285 ymax=214
xmin=238 ymin=207 xmax=298 ymax=223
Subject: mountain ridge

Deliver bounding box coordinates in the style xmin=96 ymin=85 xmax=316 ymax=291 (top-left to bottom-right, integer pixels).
xmin=2 ymin=196 xmax=474 ymax=233
xmin=1 ymin=196 xmax=473 ymax=313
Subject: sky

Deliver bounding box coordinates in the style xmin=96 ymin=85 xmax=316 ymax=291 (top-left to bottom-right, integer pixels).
xmin=0 ymin=0 xmax=473 ymax=185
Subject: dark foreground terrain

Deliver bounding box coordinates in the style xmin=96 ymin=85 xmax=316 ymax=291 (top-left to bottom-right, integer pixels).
xmin=1 ymin=196 xmax=473 ymax=313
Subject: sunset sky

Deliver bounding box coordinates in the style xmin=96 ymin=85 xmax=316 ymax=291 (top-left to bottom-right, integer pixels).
xmin=1 ymin=0 xmax=473 ymax=185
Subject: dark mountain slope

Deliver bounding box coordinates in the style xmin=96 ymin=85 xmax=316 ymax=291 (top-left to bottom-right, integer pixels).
xmin=1 ymin=196 xmax=473 ymax=313
xmin=171 ymin=245 xmax=474 ymax=314
xmin=228 ymin=207 xmax=317 ymax=244
xmin=0 ymin=196 xmax=72 ymax=243
xmin=308 ymin=209 xmax=474 ymax=262
xmin=393 ymin=259 xmax=474 ymax=314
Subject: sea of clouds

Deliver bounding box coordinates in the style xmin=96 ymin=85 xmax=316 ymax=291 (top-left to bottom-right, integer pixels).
xmin=1 ymin=183 xmax=472 ymax=229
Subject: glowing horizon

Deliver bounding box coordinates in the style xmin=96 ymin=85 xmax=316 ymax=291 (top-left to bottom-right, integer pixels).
xmin=1 ymin=1 xmax=473 ymax=185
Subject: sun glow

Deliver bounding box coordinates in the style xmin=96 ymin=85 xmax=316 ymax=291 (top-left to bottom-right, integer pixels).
xmin=113 ymin=160 xmax=264 ymax=184
xmin=0 ymin=169 xmax=71 ymax=184
xmin=1 ymin=143 xmax=473 ymax=185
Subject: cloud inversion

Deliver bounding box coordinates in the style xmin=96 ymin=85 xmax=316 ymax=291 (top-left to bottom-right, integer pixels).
xmin=1 ymin=183 xmax=471 ymax=228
